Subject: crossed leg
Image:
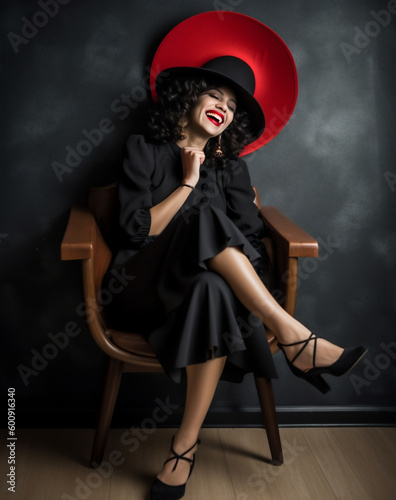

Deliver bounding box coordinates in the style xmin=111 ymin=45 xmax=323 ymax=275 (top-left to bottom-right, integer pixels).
xmin=155 ymin=245 xmax=344 ymax=487
xmin=209 ymin=246 xmax=344 ymax=371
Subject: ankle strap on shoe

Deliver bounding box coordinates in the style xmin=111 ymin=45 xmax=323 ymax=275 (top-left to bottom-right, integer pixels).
xmin=278 ymin=332 xmax=318 ymax=366
xmin=164 ymin=437 xmax=201 ymax=472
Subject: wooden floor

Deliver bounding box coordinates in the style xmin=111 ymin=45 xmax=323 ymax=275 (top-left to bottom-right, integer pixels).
xmin=1 ymin=427 xmax=395 ymax=499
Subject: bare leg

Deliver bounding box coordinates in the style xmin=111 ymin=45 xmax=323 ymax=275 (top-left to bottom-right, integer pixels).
xmin=154 ymin=247 xmax=343 ymax=488
xmin=209 ymin=246 xmax=343 ymax=372
xmin=156 ymin=355 xmax=226 ymax=486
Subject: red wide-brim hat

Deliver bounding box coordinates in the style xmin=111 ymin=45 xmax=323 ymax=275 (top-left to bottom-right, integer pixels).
xmin=150 ymin=11 xmax=298 ymax=156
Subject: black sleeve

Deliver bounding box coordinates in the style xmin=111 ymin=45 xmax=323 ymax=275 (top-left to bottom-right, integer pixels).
xmin=224 ymin=157 xmax=270 ymax=283
xmin=118 ymin=135 xmax=155 ymax=249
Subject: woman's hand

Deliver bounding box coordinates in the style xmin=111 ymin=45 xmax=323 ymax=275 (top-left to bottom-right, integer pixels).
xmin=149 ymin=147 xmax=205 ymax=236
xmin=181 ymin=147 xmax=205 ymax=187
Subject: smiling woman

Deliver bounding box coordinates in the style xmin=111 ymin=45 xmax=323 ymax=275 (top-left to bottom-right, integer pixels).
xmin=100 ymin=12 xmax=367 ymax=500
xmin=186 ymin=87 xmax=236 ymax=141
xmin=147 ymin=75 xmax=254 ymax=169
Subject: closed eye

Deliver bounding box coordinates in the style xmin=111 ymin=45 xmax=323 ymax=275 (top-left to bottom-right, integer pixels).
xmin=208 ymin=93 xmax=235 ymax=113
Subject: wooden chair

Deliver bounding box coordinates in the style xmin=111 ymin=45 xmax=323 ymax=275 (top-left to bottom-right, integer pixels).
xmin=60 ymin=183 xmax=318 ymax=467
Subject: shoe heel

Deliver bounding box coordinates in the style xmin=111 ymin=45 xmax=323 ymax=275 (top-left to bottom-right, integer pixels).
xmin=306 ymin=374 xmax=331 ymax=394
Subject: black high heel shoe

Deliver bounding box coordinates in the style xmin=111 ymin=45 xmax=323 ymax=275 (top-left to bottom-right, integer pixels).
xmin=150 ymin=436 xmax=201 ymax=500
xmin=277 ymin=332 xmax=367 ymax=394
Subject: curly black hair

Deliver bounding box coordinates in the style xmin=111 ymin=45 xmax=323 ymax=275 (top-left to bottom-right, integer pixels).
xmin=146 ymin=74 xmax=255 ymax=169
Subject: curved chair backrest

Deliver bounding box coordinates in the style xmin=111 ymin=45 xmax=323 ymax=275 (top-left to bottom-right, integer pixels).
xmin=87 ymin=183 xmax=118 ymax=243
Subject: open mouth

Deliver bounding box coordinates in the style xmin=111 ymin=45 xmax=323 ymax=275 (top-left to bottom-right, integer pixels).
xmin=206 ymin=110 xmax=224 ymax=126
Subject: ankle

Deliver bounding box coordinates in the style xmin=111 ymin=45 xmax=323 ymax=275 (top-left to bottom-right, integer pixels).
xmin=173 ymin=431 xmax=199 ymax=453
xmin=275 ymin=320 xmax=312 ymax=345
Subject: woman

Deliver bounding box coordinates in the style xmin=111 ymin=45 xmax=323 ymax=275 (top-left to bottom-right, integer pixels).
xmin=103 ymin=15 xmax=367 ymax=500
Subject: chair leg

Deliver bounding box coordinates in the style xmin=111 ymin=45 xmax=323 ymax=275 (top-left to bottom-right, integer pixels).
xmin=254 ymin=376 xmax=283 ymax=465
xmin=90 ymin=357 xmax=124 ymax=467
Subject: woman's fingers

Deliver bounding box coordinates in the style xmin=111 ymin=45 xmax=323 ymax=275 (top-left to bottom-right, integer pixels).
xmin=181 ymin=147 xmax=205 ymax=184
xmin=181 ymin=147 xmax=205 ymax=163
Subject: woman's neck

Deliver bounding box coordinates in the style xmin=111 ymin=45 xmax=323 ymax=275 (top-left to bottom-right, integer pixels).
xmin=175 ymin=129 xmax=209 ymax=151
xmin=175 ymin=138 xmax=207 ymax=150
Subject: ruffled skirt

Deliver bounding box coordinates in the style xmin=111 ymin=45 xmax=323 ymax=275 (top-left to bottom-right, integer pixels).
xmin=103 ymin=204 xmax=277 ymax=383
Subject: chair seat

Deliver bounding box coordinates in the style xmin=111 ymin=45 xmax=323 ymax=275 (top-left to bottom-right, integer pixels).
xmin=109 ymin=329 xmax=157 ymax=357
xmin=110 ymin=328 xmax=276 ymax=356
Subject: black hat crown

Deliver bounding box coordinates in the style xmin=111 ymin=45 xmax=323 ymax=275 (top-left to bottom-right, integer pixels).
xmin=201 ymin=56 xmax=256 ymax=96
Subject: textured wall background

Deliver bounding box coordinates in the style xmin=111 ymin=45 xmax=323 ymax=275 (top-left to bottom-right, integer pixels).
xmin=1 ymin=0 xmax=395 ymax=427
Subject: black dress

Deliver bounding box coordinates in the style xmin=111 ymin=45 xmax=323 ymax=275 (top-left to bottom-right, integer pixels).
xmin=103 ymin=135 xmax=278 ymax=383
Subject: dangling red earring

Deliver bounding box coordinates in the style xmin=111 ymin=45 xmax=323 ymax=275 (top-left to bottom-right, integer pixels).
xmin=214 ymin=134 xmax=224 ymax=157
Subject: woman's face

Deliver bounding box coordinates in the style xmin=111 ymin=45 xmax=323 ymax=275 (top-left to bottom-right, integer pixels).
xmin=187 ymin=85 xmax=237 ymax=139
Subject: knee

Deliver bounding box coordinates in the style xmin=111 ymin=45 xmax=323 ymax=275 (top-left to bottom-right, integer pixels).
xmin=193 ymin=270 xmax=232 ymax=297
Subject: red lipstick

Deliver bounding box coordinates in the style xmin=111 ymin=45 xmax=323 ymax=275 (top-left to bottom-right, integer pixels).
xmin=205 ymin=110 xmax=224 ymax=126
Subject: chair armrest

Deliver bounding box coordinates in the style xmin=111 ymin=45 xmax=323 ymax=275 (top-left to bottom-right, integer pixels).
xmin=61 ymin=206 xmax=96 ymax=260
xmin=259 ymin=206 xmax=318 ymax=319
xmin=259 ymin=206 xmax=318 ymax=258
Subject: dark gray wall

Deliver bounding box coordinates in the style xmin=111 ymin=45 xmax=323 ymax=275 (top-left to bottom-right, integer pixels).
xmin=1 ymin=0 xmax=395 ymax=427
